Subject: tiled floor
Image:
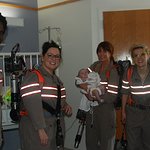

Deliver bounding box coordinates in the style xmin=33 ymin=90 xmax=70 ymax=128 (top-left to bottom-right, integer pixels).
xmin=64 ymin=148 xmax=74 ymax=150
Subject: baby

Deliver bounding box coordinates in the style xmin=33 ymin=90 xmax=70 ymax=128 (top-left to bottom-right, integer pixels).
xmin=75 ymin=68 xmax=105 ymax=112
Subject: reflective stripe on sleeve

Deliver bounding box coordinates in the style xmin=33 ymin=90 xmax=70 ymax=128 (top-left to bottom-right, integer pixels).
xmin=122 ymin=85 xmax=130 ymax=89
xmin=107 ymin=83 xmax=118 ymax=94
xmin=122 ymin=80 xmax=130 ymax=89
xmin=107 ymin=90 xmax=118 ymax=94
xmin=108 ymin=84 xmax=118 ymax=89
xmin=100 ymin=81 xmax=108 ymax=85
xmin=41 ymin=94 xmax=66 ymax=98
xmin=131 ymin=85 xmax=150 ymax=89
xmin=131 ymin=91 xmax=150 ymax=95
xmin=22 ymin=90 xmax=41 ymax=97
xmin=21 ymin=83 xmax=40 ymax=90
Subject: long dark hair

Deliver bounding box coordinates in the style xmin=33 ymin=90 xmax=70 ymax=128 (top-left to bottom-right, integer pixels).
xmin=96 ymin=41 xmax=115 ymax=64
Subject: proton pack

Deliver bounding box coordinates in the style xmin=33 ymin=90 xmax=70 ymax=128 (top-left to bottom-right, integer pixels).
xmin=106 ymin=60 xmax=131 ymax=109
xmin=5 ymin=43 xmax=26 ymax=122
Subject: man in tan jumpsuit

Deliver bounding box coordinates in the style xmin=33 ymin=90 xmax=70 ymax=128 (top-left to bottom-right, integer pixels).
xmin=0 ymin=13 xmax=7 ymax=147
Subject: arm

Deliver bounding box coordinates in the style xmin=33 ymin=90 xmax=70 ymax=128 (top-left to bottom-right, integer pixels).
xmin=122 ymin=94 xmax=128 ymax=124
xmin=62 ymin=101 xmax=72 ymax=116
xmin=121 ymin=70 xmax=130 ymax=124
xmin=38 ymin=129 xmax=48 ymax=145
xmin=20 ymin=72 xmax=48 ymax=145
xmin=102 ymin=67 xmax=119 ymax=103
xmin=77 ymin=83 xmax=95 ymax=101
xmin=58 ymin=81 xmax=72 ymax=116
xmin=78 ymin=83 xmax=88 ymax=92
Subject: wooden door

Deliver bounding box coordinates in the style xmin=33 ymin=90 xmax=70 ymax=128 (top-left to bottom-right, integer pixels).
xmin=103 ymin=9 xmax=150 ymax=61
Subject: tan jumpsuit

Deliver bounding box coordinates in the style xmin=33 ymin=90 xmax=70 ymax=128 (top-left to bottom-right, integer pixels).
xmin=122 ymin=65 xmax=150 ymax=150
xmin=19 ymin=66 xmax=66 ymax=150
xmin=85 ymin=61 xmax=119 ymax=150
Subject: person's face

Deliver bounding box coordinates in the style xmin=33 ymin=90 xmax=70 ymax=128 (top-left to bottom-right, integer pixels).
xmin=79 ymin=69 xmax=88 ymax=81
xmin=42 ymin=47 xmax=61 ymax=74
xmin=97 ymin=48 xmax=111 ymax=63
xmin=132 ymin=48 xmax=149 ymax=68
xmin=0 ymin=22 xmax=4 ymax=43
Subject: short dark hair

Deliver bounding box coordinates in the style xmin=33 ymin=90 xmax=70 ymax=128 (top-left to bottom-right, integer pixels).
xmin=0 ymin=13 xmax=7 ymax=33
xmin=42 ymin=40 xmax=62 ymax=57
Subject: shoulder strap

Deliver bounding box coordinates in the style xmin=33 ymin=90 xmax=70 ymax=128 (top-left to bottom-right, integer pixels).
xmin=21 ymin=69 xmax=57 ymax=116
xmin=127 ymin=66 xmax=133 ymax=83
xmin=105 ymin=64 xmax=117 ymax=80
xmin=106 ymin=70 xmax=110 ymax=80
xmin=32 ymin=69 xmax=63 ymax=116
xmin=56 ymin=84 xmax=61 ymax=117
xmin=32 ymin=69 xmax=44 ymax=89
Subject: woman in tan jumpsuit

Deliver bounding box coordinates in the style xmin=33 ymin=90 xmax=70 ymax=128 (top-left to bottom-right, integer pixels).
xmin=122 ymin=44 xmax=150 ymax=150
xmin=78 ymin=41 xmax=119 ymax=150
xmin=19 ymin=41 xmax=72 ymax=150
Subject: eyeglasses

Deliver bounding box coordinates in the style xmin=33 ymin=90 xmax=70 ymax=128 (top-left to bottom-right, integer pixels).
xmin=47 ymin=54 xmax=61 ymax=60
xmin=132 ymin=52 xmax=147 ymax=59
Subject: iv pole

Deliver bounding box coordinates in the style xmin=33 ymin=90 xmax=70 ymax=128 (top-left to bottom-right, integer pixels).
xmin=39 ymin=26 xmax=61 ymax=47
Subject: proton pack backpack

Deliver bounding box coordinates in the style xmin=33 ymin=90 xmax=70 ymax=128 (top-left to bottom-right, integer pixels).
xmin=106 ymin=60 xmax=131 ymax=109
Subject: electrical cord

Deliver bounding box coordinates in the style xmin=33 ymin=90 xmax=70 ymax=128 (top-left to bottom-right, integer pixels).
xmin=65 ymin=118 xmax=77 ymax=133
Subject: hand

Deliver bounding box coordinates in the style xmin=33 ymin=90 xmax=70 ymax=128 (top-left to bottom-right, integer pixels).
xmin=85 ymin=93 xmax=95 ymax=101
xmin=91 ymin=89 xmax=97 ymax=98
xmin=100 ymin=85 xmax=106 ymax=95
xmin=62 ymin=103 xmax=72 ymax=116
xmin=38 ymin=128 xmax=48 ymax=145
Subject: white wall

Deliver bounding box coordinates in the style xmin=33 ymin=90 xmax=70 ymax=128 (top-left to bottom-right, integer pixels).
xmin=38 ymin=0 xmax=150 ymax=149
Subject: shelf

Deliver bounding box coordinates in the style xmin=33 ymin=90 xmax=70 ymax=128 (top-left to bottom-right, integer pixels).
xmin=2 ymin=107 xmax=18 ymax=130
xmin=6 ymin=17 xmax=24 ymax=27
xmin=3 ymin=123 xmax=18 ymax=131
xmin=0 ymin=43 xmax=6 ymax=47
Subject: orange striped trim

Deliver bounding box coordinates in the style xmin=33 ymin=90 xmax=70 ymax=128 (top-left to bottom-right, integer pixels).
xmin=127 ymin=66 xmax=133 ymax=83
xmin=0 ymin=2 xmax=37 ymax=11
xmin=38 ymin=0 xmax=80 ymax=10
xmin=20 ymin=110 xmax=28 ymax=116
xmin=0 ymin=0 xmax=80 ymax=11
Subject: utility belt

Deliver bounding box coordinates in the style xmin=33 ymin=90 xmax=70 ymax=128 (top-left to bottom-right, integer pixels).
xmin=127 ymin=97 xmax=150 ymax=110
xmin=128 ymin=103 xmax=150 ymax=110
xmin=20 ymin=101 xmax=57 ymax=117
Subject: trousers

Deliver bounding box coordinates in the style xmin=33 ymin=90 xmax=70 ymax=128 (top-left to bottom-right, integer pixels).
xmin=85 ymin=103 xmax=116 ymax=150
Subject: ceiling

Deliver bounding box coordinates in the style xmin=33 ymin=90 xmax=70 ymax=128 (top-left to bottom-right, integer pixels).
xmin=37 ymin=0 xmax=80 ymax=8
xmin=38 ymin=0 xmax=67 ymax=7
